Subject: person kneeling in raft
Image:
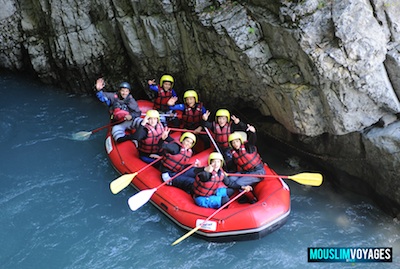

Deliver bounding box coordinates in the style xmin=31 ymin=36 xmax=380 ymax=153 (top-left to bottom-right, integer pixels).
xmin=192 ymin=152 xmax=252 ymax=209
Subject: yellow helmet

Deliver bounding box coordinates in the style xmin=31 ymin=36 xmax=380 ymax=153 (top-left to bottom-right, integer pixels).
xmin=180 ymin=132 xmax=196 ymax=148
xmin=183 ymin=90 xmax=198 ymax=103
xmin=146 ymin=109 xmax=160 ymax=121
xmin=208 ymin=152 xmax=224 ymax=165
xmin=160 ymin=75 xmax=174 ymax=87
xmin=215 ymin=109 xmax=230 ymax=122
xmin=228 ymin=132 xmax=243 ymax=147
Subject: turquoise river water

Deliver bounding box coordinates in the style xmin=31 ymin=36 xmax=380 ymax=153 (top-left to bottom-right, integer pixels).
xmin=0 ymin=72 xmax=399 ymax=269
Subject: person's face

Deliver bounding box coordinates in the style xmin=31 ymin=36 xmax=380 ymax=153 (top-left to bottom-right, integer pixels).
xmin=162 ymin=81 xmax=172 ymax=91
xmin=217 ymin=116 xmax=228 ymax=126
xmin=184 ymin=96 xmax=196 ymax=107
xmin=231 ymin=138 xmax=241 ymax=150
xmin=210 ymin=159 xmax=222 ymax=170
xmin=119 ymin=88 xmax=130 ymax=99
xmin=148 ymin=117 xmax=158 ymax=127
xmin=182 ymin=137 xmax=194 ymax=149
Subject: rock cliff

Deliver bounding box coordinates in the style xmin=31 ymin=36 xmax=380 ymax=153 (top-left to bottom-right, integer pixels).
xmin=1 ymin=0 xmax=399 ymax=215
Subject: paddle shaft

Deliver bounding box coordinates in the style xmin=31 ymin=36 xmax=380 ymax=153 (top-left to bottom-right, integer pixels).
xmin=127 ymin=163 xmax=196 ymax=211
xmin=205 ymin=127 xmax=223 ymax=156
xmin=227 ymin=173 xmax=289 ymax=179
xmin=171 ymin=190 xmax=248 ymax=246
xmin=226 ymin=172 xmax=323 ymax=186
xmin=168 ymin=127 xmax=206 ymax=135
xmin=142 ymin=113 xmax=178 ymax=118
xmin=136 ymin=156 xmax=164 ymax=175
xmin=158 ymin=163 xmax=195 ymax=189
xmin=109 ymin=156 xmax=163 ymax=194
xmin=91 ymin=119 xmax=124 ymax=134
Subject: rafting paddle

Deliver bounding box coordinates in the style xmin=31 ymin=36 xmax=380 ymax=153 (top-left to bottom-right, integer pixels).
xmin=226 ymin=172 xmax=323 ymax=186
xmin=168 ymin=127 xmax=207 ymax=135
xmin=171 ymin=190 xmax=248 ymax=246
xmin=128 ymin=163 xmax=195 ymax=211
xmin=204 ymin=127 xmax=224 ymax=156
xmin=110 ymin=157 xmax=163 ymax=194
xmin=72 ymin=119 xmax=124 ymax=141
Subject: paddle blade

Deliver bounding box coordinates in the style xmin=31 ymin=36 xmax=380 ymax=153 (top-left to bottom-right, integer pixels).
xmin=110 ymin=172 xmax=138 ymax=194
xmin=288 ymin=173 xmax=323 ymax=186
xmin=171 ymin=226 xmax=200 ymax=246
xmin=72 ymin=131 xmax=92 ymax=141
xmin=128 ymin=188 xmax=157 ymax=211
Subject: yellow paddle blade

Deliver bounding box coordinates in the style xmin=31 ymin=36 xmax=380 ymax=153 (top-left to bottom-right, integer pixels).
xmin=110 ymin=172 xmax=138 ymax=194
xmin=171 ymin=226 xmax=201 ymax=246
xmin=288 ymin=173 xmax=323 ymax=186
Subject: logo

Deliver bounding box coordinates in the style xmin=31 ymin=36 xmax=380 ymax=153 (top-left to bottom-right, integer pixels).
xmin=308 ymin=247 xmax=392 ymax=263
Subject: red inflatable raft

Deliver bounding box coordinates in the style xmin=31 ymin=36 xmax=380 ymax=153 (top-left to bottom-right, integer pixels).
xmin=105 ymin=100 xmax=291 ymax=242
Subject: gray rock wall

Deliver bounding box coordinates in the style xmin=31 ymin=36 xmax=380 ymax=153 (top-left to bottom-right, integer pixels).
xmin=1 ymin=0 xmax=399 ymax=215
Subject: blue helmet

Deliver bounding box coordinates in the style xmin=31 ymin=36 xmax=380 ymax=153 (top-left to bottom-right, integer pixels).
xmin=119 ymin=82 xmax=131 ymax=90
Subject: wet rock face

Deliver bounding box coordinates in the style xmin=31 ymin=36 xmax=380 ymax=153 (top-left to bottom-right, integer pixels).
xmin=1 ymin=0 xmax=400 ymax=213
xmin=1 ymin=0 xmax=399 ymax=136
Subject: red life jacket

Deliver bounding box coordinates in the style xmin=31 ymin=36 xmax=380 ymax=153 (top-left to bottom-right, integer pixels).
xmin=212 ymin=122 xmax=232 ymax=149
xmin=182 ymin=103 xmax=203 ymax=129
xmin=153 ymin=86 xmax=173 ymax=111
xmin=193 ymin=170 xmax=226 ymax=197
xmin=112 ymin=94 xmax=130 ymax=120
xmin=112 ymin=108 xmax=129 ymax=120
xmin=138 ymin=123 xmax=164 ymax=154
xmin=231 ymin=144 xmax=263 ymax=171
xmin=161 ymin=142 xmax=193 ymax=172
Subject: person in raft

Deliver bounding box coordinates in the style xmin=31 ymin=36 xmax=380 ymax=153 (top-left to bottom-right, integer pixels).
xmin=125 ymin=109 xmax=173 ymax=163
xmin=202 ymin=108 xmax=247 ymax=161
xmin=167 ymin=89 xmax=210 ymax=148
xmin=192 ymin=152 xmax=252 ymax=209
xmin=95 ymin=77 xmax=142 ymax=143
xmin=158 ymin=131 xmax=200 ymax=193
xmin=148 ymin=74 xmax=179 ymax=127
xmin=224 ymin=127 xmax=266 ymax=189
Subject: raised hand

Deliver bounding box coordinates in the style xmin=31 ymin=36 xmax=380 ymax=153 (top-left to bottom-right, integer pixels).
xmin=202 ymin=110 xmax=210 ymax=121
xmin=162 ymin=127 xmax=170 ymax=140
xmin=204 ymin=165 xmax=214 ymax=173
xmin=96 ymin=78 xmax=105 ymax=91
xmin=241 ymin=185 xmax=253 ymax=192
xmin=246 ymin=124 xmax=256 ymax=133
xmin=167 ymin=96 xmax=178 ymax=106
xmin=231 ymin=115 xmax=240 ymax=124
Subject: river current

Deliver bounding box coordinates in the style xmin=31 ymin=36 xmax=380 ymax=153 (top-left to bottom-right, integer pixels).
xmin=0 ymin=72 xmax=399 ymax=269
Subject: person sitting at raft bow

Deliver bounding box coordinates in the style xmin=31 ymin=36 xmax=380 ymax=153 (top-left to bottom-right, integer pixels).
xmin=148 ymin=74 xmax=179 ymax=127
xmin=167 ymin=89 xmax=210 ymax=149
xmin=124 ymin=110 xmax=173 ymax=163
xmin=95 ymin=77 xmax=142 ymax=143
xmin=192 ymin=152 xmax=252 ymax=209
xmin=158 ymin=131 xmax=200 ymax=193
xmin=202 ymin=108 xmax=247 ymax=162
xmin=224 ymin=126 xmax=266 ymax=189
